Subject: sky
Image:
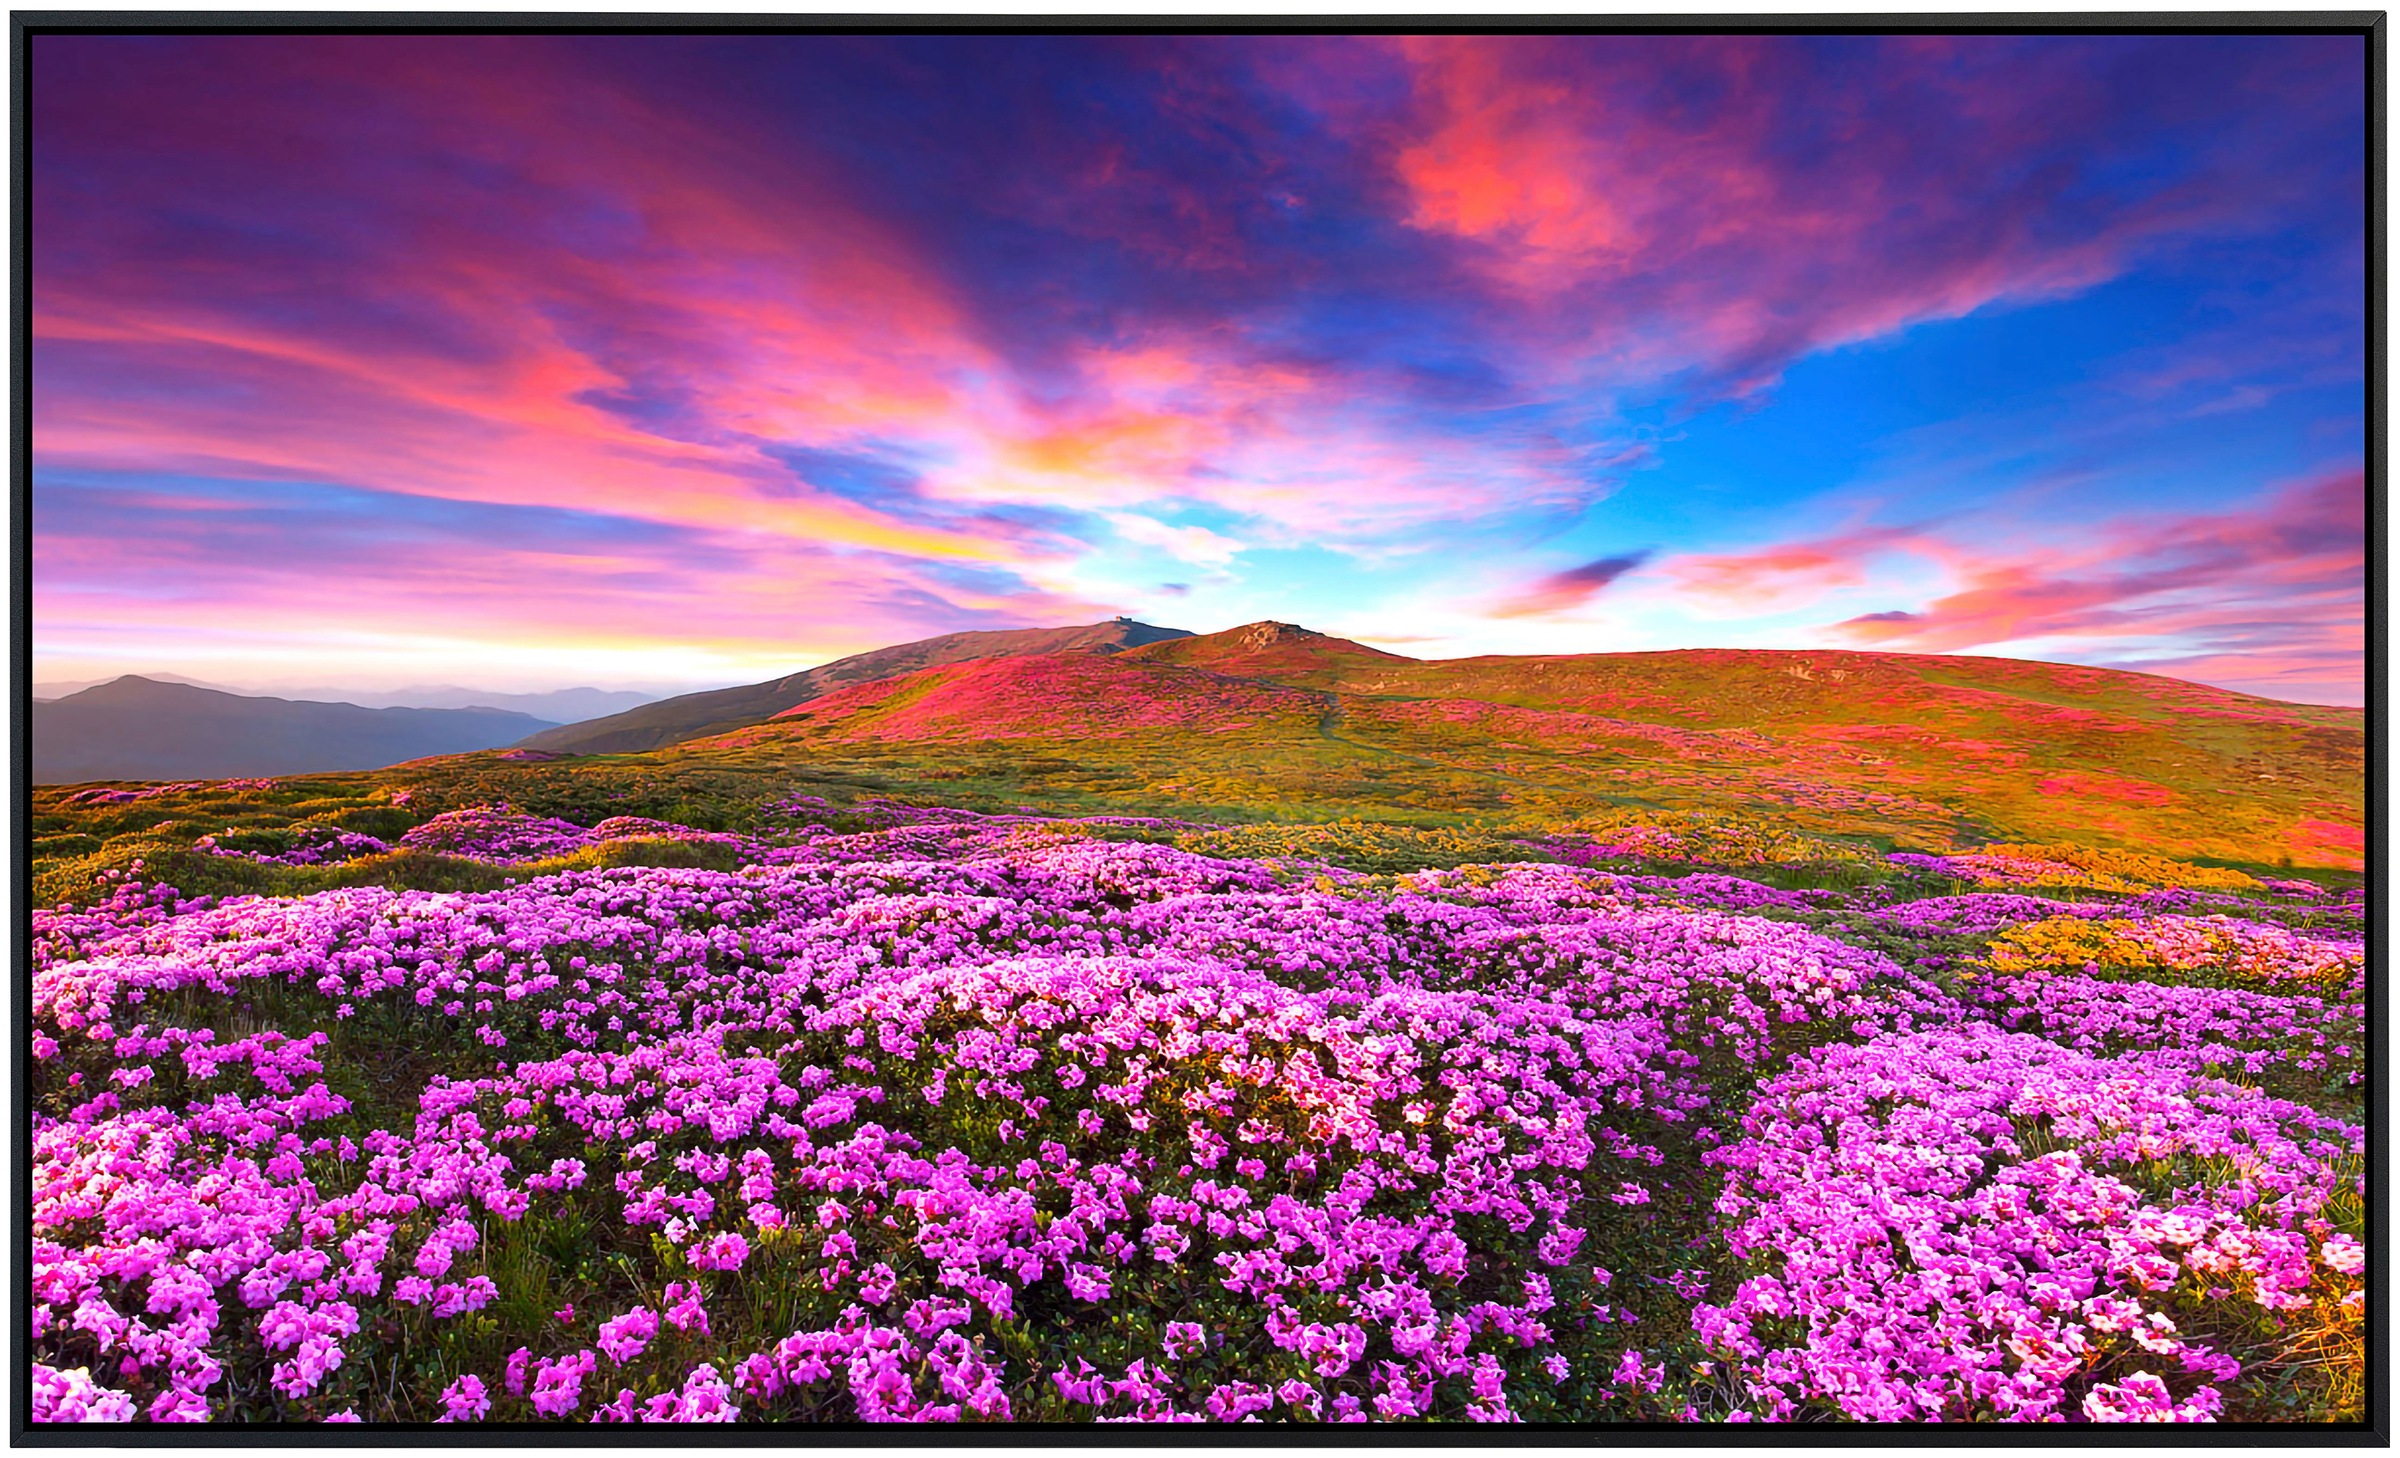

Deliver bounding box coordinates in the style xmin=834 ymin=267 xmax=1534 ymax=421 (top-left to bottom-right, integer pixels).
xmin=31 ymin=33 xmax=2369 ymax=704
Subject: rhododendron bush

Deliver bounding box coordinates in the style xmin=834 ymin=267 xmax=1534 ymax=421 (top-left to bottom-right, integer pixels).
xmin=1696 ymin=1029 xmax=2363 ymax=1422
xmin=28 ymin=799 xmax=2363 ymax=1424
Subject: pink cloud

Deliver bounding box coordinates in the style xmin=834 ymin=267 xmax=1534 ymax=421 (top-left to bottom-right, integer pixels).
xmin=32 ymin=36 xmax=1625 ymax=575
xmin=1828 ymin=469 xmax=2364 ymax=703
xmin=1368 ymin=36 xmax=2356 ymax=392
xmin=33 ymin=39 xmax=1028 ymax=576
xmin=937 ymin=331 xmax=1601 ymax=539
xmin=32 ymin=476 xmax=1107 ymax=677
xmin=1667 ymin=527 xmax=1927 ymax=610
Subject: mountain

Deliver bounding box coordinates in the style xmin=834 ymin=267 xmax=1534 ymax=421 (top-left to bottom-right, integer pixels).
xmin=323 ymin=686 xmax=657 ymax=722
xmin=35 ymin=671 xmax=229 ymax=701
xmin=1118 ymin=620 xmax=1413 ymax=679
xmin=767 ymin=648 xmax=1320 ymax=741
xmin=47 ymin=622 xmax=2353 ymax=867
xmin=673 ymin=626 xmax=2363 ymax=869
xmin=33 ymin=677 xmax=655 ymax=724
xmin=517 ymin=618 xmax=1193 ymax=755
xmin=33 ymin=677 xmax=560 ymax=785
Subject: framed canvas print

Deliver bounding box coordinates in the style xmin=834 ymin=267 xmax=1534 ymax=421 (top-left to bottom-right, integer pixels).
xmin=14 ymin=14 xmax=2380 ymax=1437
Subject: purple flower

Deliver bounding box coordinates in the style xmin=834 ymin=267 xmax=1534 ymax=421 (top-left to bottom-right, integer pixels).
xmin=688 ymin=1231 xmax=750 ymax=1272
xmin=436 ymin=1372 xmax=490 ymax=1422
xmin=597 ymin=1307 xmax=659 ymax=1364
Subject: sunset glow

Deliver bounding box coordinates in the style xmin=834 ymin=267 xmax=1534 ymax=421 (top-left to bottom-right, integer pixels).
xmin=32 ymin=33 xmax=2367 ymax=702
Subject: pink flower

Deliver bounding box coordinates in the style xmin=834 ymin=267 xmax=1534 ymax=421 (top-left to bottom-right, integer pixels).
xmin=1161 ymin=1322 xmax=1208 ymax=1360
xmin=663 ymin=1282 xmax=710 ymax=1336
xmin=597 ymin=1307 xmax=659 ymax=1364
xmin=436 ymin=1373 xmax=490 ymax=1422
xmin=688 ymin=1231 xmax=750 ymax=1271
xmin=529 ymin=1350 xmax=598 ymax=1418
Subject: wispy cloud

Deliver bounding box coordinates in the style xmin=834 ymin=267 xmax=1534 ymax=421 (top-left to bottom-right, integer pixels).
xmin=1827 ymin=468 xmax=2364 ymax=701
xmin=1490 ymin=550 xmax=1654 ymax=618
xmin=29 ymin=35 xmax=2365 ymax=696
xmin=1373 ymin=35 xmax=2364 ymax=393
xmin=1103 ymin=512 xmax=1246 ymax=568
xmin=1666 ymin=527 xmax=1926 ymax=610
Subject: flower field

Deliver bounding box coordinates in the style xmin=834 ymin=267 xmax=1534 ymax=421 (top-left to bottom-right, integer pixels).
xmin=29 ymin=793 xmax=2365 ymax=1424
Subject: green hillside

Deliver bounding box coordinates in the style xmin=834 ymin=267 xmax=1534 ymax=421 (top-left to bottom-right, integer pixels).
xmin=31 ymin=624 xmax=2363 ymax=912
xmin=653 ymin=624 xmax=2359 ymax=870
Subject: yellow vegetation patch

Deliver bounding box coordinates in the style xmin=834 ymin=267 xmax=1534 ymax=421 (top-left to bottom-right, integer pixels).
xmin=1175 ymin=819 xmax=1529 ymax=874
xmin=1980 ymin=914 xmax=2361 ymax=987
xmin=1562 ymin=810 xmax=1880 ymax=867
xmin=1965 ymin=842 xmax=2259 ymax=894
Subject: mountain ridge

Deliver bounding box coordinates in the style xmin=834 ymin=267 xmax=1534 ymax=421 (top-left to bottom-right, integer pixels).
xmin=674 ymin=629 xmax=2361 ymax=869
xmin=34 ymin=677 xmax=657 ymax=724
xmin=34 ymin=676 xmax=561 ymax=784
xmin=1117 ymin=620 xmax=1415 ymax=677
xmin=37 ymin=625 xmax=2362 ymax=866
xmin=516 ymin=618 xmax=1194 ymax=756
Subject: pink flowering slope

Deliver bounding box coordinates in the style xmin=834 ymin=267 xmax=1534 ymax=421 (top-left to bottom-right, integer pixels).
xmin=1697 ymin=1027 xmax=2362 ymax=1422
xmin=766 ymin=652 xmax=1321 ymax=743
xmin=27 ymin=799 xmax=2363 ymax=1424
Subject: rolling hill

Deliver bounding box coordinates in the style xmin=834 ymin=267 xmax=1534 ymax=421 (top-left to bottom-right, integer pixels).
xmin=31 ymin=623 xmax=2362 ymax=871
xmin=516 ymin=618 xmax=1193 ymax=755
xmin=33 ymin=677 xmax=560 ymax=784
xmin=670 ymin=621 xmax=2364 ymax=869
xmin=1117 ymin=619 xmax=1411 ymax=676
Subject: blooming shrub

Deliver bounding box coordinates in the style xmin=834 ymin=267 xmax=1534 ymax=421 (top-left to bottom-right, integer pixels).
xmin=395 ymin=804 xmax=602 ymax=863
xmin=1696 ymin=1027 xmax=2363 ymax=1422
xmin=63 ymin=779 xmax=280 ymax=808
xmin=25 ymin=792 xmax=2364 ymax=1425
xmin=1967 ymin=972 xmax=2363 ymax=1109
xmin=197 ymin=823 xmax=394 ymax=868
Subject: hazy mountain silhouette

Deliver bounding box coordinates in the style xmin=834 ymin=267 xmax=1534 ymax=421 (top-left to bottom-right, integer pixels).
xmin=316 ymin=685 xmax=656 ymax=721
xmin=35 ymin=677 xmax=652 ymax=724
xmin=34 ymin=677 xmax=560 ymax=784
xmin=34 ymin=671 xmax=228 ymax=701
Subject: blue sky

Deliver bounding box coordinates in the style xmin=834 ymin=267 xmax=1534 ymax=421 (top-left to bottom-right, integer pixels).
xmin=32 ymin=33 xmax=2367 ymax=702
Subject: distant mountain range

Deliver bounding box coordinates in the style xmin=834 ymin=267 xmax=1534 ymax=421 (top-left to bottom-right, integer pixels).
xmin=34 ymin=671 xmax=226 ymax=699
xmin=34 ymin=677 xmax=656 ymax=724
xmin=33 ymin=677 xmax=562 ymax=784
xmin=517 ymin=618 xmax=1193 ymax=755
xmin=33 ymin=620 xmax=1204 ymax=781
xmin=309 ymin=685 xmax=658 ymax=721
